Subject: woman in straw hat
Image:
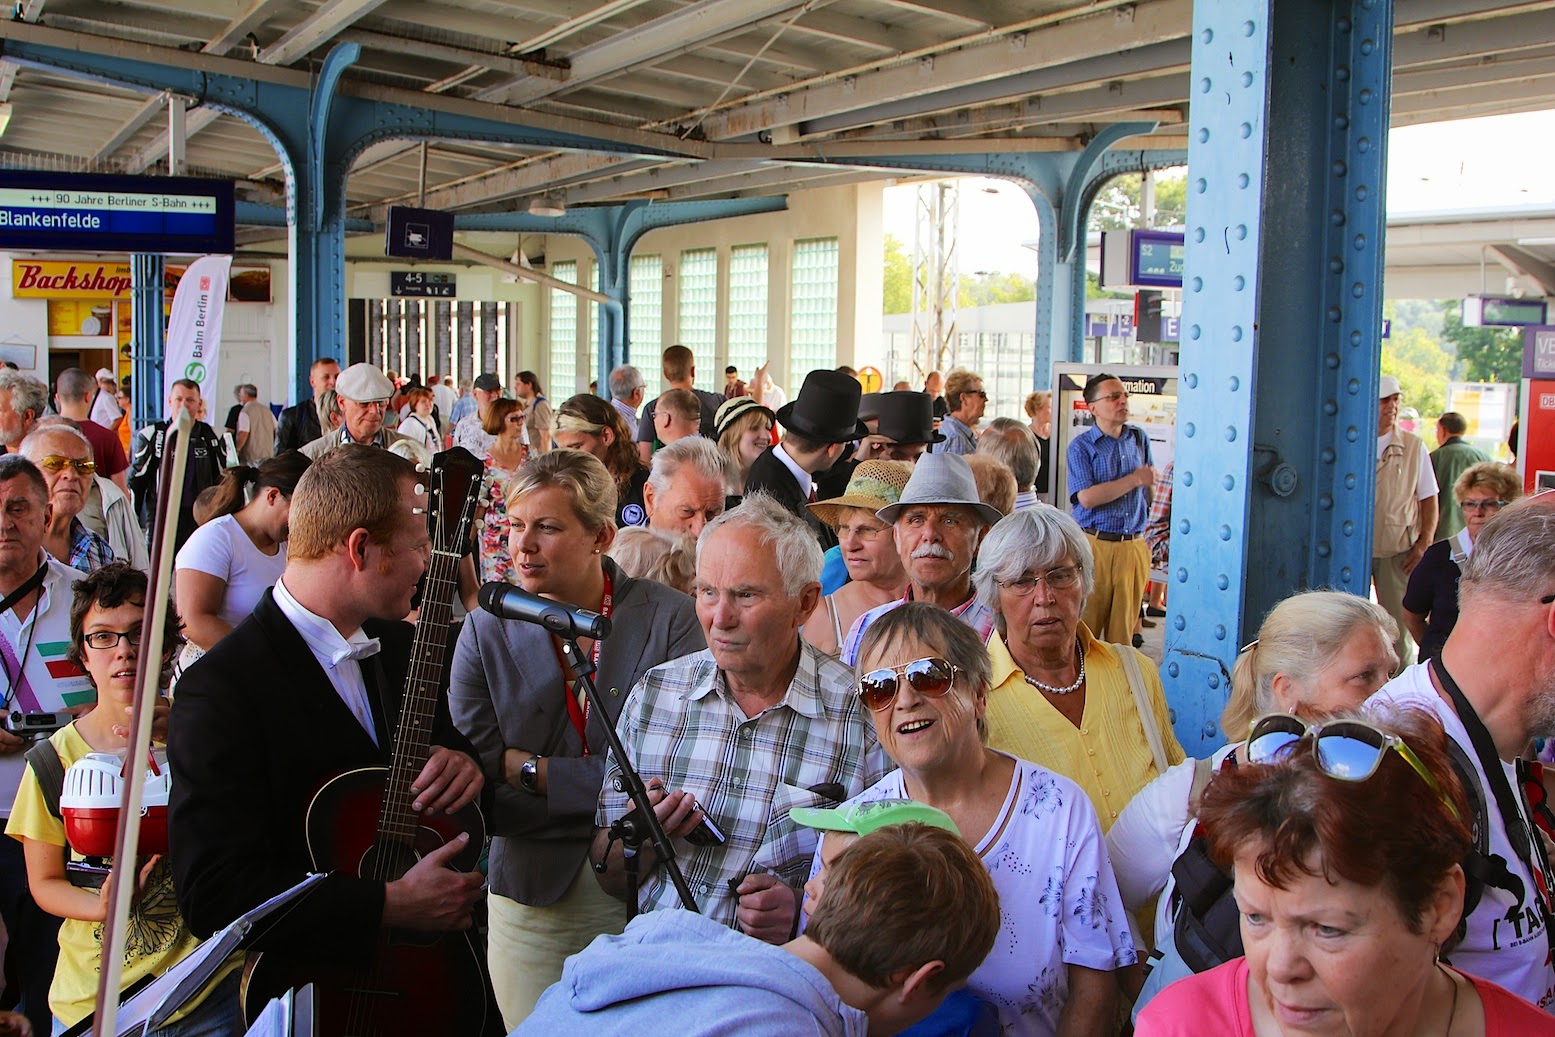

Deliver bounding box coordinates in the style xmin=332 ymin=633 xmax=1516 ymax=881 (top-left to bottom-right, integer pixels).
xmin=802 ymin=460 xmax=913 ymax=657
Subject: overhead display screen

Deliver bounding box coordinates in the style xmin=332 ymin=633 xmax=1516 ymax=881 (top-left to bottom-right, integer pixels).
xmin=0 ymin=171 xmax=234 ymax=255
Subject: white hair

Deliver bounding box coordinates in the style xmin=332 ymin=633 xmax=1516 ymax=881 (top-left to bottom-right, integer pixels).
xmin=21 ymin=422 xmax=93 ymax=460
xmin=648 ymin=435 xmax=737 ymax=496
xmin=697 ymin=492 xmax=823 ymax=598
xmin=973 ymin=506 xmax=1095 ymax=616
xmin=0 ymin=370 xmax=47 ymax=422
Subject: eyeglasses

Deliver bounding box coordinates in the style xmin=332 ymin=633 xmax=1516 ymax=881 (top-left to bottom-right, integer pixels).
xmin=1246 ymin=713 xmax=1459 ymax=820
xmin=1459 ymin=499 xmax=1509 ymax=513
xmin=969 ymin=389 xmax=988 ymax=399
xmin=83 ymin=628 xmax=141 ymax=651
xmin=997 ymin=566 xmax=1082 ymax=595
xmin=836 ymin=521 xmax=889 ymax=542
xmin=857 ymin=656 xmax=958 ymax=712
xmin=36 ymin=455 xmax=95 ymax=475
xmin=1090 ymin=391 xmax=1129 ymax=404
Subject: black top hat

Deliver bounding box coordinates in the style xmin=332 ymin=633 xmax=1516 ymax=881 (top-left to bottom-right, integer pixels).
xmin=776 ymin=370 xmax=869 ymax=443
xmin=873 ymin=391 xmax=944 ymax=445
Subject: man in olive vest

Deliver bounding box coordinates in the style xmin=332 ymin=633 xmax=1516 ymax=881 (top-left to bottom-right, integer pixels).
xmin=1373 ymin=375 xmax=1438 ymax=667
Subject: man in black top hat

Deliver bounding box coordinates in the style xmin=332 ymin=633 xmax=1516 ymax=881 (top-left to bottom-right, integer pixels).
xmin=861 ymin=391 xmax=944 ymax=465
xmin=744 ymin=370 xmax=866 ymax=550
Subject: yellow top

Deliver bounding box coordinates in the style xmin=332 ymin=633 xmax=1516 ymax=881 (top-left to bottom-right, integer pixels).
xmin=986 ymin=625 xmax=1185 ymax=831
xmin=5 ymin=723 xmax=241 ymax=1027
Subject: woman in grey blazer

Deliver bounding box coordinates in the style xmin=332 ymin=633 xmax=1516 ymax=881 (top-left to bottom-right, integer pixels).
xmin=449 ymin=450 xmax=704 ymax=1029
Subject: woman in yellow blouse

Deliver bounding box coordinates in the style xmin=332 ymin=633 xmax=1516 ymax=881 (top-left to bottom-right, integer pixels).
xmin=971 ymin=506 xmax=1184 ymax=833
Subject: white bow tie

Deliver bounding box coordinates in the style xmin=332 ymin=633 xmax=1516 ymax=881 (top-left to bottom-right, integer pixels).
xmin=330 ymin=638 xmax=382 ymax=667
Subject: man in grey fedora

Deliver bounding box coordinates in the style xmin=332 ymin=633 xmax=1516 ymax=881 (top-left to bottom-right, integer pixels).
xmin=745 ymin=370 xmax=867 ymax=551
xmin=838 ymin=452 xmax=1002 ymax=666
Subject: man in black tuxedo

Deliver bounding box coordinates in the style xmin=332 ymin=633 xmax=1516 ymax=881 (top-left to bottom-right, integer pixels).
xmin=273 ymin=356 xmax=340 ymax=452
xmin=744 ymin=370 xmax=866 ymax=552
xmin=169 ymin=444 xmax=483 ymax=961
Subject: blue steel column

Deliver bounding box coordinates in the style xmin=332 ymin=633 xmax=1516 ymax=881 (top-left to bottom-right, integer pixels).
xmin=130 ymin=253 xmax=165 ymax=430
xmin=1165 ymin=0 xmax=1392 ymax=755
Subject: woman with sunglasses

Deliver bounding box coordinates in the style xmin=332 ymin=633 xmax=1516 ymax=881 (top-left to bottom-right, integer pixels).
xmin=173 ymin=451 xmax=309 ymax=670
xmin=1137 ymin=709 xmax=1555 ymax=1035
xmin=1403 ymin=462 xmax=1522 ymax=663
xmin=450 ymin=450 xmax=704 ymax=1029
xmin=972 ymin=506 xmax=1184 ymax=832
xmin=1108 ymin=590 xmax=1398 ymax=1016
xmin=831 ymin=602 xmax=1137 ymax=1036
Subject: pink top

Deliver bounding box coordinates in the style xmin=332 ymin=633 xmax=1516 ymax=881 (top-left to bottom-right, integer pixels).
xmin=1136 ymin=958 xmax=1555 ymax=1035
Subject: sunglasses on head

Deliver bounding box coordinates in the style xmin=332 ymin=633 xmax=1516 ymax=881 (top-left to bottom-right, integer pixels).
xmin=1247 ymin=713 xmax=1459 ymax=820
xmin=857 ymin=656 xmax=958 ymax=712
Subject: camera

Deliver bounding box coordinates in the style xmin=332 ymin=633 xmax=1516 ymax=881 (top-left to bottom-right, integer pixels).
xmin=4 ymin=710 xmax=71 ymax=736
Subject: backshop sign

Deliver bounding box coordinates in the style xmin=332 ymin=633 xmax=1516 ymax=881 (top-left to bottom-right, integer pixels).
xmin=11 ymin=260 xmax=133 ymax=299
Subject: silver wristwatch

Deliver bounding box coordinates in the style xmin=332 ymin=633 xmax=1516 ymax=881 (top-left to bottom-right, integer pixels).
xmin=519 ymin=753 xmax=543 ymax=793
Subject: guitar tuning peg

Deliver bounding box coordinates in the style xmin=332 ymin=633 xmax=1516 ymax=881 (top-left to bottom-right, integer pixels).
xmin=413 ymin=483 xmax=426 ymax=496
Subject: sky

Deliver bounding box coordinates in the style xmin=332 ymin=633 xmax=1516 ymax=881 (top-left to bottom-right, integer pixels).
xmin=882 ymin=109 xmax=1555 ymax=278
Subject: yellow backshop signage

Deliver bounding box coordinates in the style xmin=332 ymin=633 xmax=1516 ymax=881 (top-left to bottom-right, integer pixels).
xmin=11 ymin=260 xmax=134 ymax=299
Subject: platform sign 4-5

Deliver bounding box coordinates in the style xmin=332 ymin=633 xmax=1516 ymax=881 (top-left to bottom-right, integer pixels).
xmin=391 ymin=271 xmax=455 ymax=298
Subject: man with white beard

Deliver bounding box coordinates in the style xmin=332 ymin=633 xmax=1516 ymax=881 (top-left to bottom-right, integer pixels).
xmin=839 ymin=452 xmax=1002 ymax=666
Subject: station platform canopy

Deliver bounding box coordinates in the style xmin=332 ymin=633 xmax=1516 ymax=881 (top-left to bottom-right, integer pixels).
xmin=0 ymin=0 xmax=1551 ymax=231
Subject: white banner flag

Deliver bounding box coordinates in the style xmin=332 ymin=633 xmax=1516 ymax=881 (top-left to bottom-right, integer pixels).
xmin=163 ymin=254 xmax=231 ymax=407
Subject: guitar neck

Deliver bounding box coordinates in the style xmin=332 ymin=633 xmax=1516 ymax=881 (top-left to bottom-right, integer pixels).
xmin=377 ymin=545 xmax=461 ymax=844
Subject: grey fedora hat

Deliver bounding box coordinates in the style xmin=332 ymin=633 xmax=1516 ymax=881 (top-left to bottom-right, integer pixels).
xmin=875 ymin=451 xmax=1003 ymax=526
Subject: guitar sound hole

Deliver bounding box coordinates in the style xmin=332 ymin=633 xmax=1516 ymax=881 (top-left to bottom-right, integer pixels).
xmin=357 ymin=842 xmax=419 ymax=884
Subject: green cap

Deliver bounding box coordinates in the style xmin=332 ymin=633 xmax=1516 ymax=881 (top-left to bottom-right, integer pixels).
xmin=789 ymin=798 xmax=960 ymax=837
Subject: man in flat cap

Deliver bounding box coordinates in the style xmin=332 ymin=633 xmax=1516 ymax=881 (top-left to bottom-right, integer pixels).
xmin=301 ymin=363 xmax=433 ymax=466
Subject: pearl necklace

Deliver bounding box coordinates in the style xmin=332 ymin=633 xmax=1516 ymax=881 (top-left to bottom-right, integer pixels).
xmin=1024 ymin=638 xmax=1086 ymax=695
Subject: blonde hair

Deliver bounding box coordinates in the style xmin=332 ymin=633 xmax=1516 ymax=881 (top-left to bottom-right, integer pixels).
xmin=505 ymin=448 xmax=617 ymax=532
xmin=1221 ymin=590 xmax=1399 ymax=739
xmin=965 ymin=455 xmax=1016 ymax=517
xmin=287 ymin=445 xmax=418 ymax=560
xmin=608 ymin=526 xmax=695 ymax=595
xmin=717 ymin=406 xmax=771 ymax=480
xmin=1454 ymin=461 xmax=1522 ymax=506
xmin=1024 ymin=390 xmax=1051 ymax=418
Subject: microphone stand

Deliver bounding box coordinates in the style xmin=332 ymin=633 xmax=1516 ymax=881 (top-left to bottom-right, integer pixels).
xmin=562 ymin=636 xmax=699 ymax=915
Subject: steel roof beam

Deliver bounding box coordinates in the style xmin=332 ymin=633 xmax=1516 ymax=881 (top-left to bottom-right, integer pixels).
xmin=696 ymin=0 xmax=1192 ymax=140
xmin=338 ymin=29 xmax=568 ymax=81
xmin=477 ymin=0 xmax=835 ymax=106
xmin=1487 ymin=244 xmax=1555 ymax=296
xmin=256 ymin=0 xmax=390 ymax=65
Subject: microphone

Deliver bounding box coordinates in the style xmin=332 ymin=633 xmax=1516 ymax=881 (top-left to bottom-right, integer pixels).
xmin=478 ymin=582 xmax=613 ymax=640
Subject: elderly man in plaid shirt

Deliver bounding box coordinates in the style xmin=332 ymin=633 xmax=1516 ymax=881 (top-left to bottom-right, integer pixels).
xmin=593 ymin=494 xmax=891 ymax=943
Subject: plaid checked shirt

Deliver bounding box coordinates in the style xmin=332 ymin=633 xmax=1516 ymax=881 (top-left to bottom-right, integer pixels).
xmin=1145 ymin=463 xmax=1174 ymax=558
xmin=1066 ymin=422 xmax=1154 ymax=534
xmin=597 ymin=641 xmax=892 ymax=928
xmin=63 ymin=518 xmax=114 ymax=574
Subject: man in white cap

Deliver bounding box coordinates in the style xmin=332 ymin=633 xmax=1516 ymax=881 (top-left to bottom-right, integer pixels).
xmin=1373 ymin=373 xmax=1437 ymax=666
xmin=839 ymin=452 xmax=1002 ymax=666
xmin=300 ymin=363 xmax=433 ymax=465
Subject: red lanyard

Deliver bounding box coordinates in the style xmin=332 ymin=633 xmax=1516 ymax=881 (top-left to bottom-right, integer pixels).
xmin=553 ymin=569 xmax=612 ymax=756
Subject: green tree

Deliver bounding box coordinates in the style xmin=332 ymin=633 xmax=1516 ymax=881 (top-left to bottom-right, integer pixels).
xmin=1440 ymin=300 xmax=1523 ymax=383
xmin=1086 ymin=169 xmax=1189 ymax=232
xmin=1381 ymin=326 xmax=1449 ymax=420
xmin=883 ymin=233 xmax=911 ymax=314
xmin=956 ymin=271 xmax=1036 ymax=307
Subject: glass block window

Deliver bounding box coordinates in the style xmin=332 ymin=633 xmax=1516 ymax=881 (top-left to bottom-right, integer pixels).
xmin=630 ymin=254 xmax=662 ymax=363
xmin=677 ymin=248 xmax=718 ymax=393
xmin=790 ymin=237 xmax=839 ymax=390
xmin=549 ymin=260 xmax=578 ymax=397
xmin=727 ymin=244 xmax=768 ymax=390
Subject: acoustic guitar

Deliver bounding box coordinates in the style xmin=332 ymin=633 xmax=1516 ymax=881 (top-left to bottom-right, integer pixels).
xmin=241 ymin=447 xmax=489 ymax=1036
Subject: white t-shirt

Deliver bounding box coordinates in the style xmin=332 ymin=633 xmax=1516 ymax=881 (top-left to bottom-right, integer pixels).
xmin=1377 ymin=430 xmax=1439 ymax=501
xmin=1369 ymin=664 xmax=1555 ymax=1011
xmin=174 ymin=514 xmax=288 ymax=629
xmin=826 ymin=756 xmax=1138 ymax=1036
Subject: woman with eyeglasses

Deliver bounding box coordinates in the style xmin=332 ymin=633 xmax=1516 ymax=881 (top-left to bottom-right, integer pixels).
xmin=1137 ymin=708 xmax=1555 ymax=1035
xmin=801 ymin=461 xmax=912 ymax=657
xmin=173 ymin=451 xmax=309 ymax=667
xmin=1107 ymin=590 xmax=1399 ymax=1016
xmin=1403 ymin=462 xmax=1523 ymax=663
xmin=971 ymin=506 xmax=1184 ymax=833
xmin=7 ymin=563 xmax=247 ymax=1035
xmin=825 ymin=602 xmax=1136 ymax=1036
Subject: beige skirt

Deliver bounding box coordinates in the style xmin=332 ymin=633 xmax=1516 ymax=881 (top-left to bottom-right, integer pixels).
xmin=486 ymin=858 xmax=629 ymax=1029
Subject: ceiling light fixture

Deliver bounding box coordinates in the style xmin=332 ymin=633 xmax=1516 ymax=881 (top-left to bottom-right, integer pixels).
xmin=528 ymin=193 xmax=565 ymax=218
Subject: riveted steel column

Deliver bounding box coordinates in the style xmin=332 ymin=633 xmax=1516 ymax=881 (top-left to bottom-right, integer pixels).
xmin=1165 ymin=0 xmax=1392 ymax=755
xmin=131 ymin=253 xmax=165 ymax=430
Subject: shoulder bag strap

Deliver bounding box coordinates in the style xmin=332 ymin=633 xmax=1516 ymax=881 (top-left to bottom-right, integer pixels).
xmin=1188 ymin=755 xmax=1215 ymax=817
xmin=1115 ymin=642 xmax=1169 ymax=774
xmin=24 ymin=738 xmax=66 ymax=820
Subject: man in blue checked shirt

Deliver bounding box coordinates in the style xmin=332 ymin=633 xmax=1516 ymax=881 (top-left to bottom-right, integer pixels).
xmin=1066 ymin=373 xmax=1155 ymax=646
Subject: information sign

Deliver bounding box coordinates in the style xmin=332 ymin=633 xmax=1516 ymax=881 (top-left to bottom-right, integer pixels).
xmin=0 ymin=172 xmax=233 ymax=254
xmin=391 ymin=271 xmax=456 ymax=298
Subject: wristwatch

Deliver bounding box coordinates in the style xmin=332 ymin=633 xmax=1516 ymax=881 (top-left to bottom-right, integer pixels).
xmin=519 ymin=753 xmax=544 ymax=794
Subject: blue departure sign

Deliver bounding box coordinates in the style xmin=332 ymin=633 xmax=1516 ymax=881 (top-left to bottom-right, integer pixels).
xmin=0 ymin=172 xmax=234 ymax=255
xmin=1131 ymin=230 xmax=1185 ymax=289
